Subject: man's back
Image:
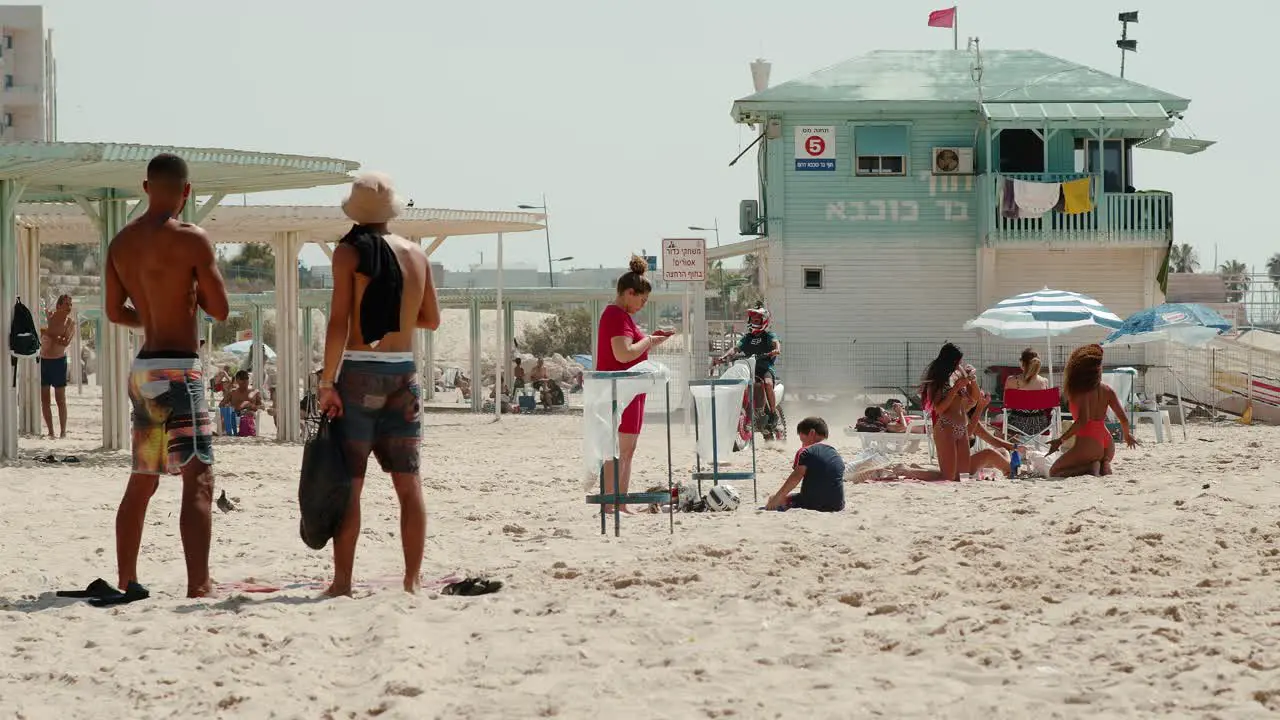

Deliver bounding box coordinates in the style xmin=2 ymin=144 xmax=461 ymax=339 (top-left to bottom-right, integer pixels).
xmin=108 ymin=218 xmax=212 ymax=354
xmin=346 ymin=233 xmax=429 ymax=353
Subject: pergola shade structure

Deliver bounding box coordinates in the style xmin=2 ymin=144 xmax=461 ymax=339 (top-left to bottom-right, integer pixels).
xmin=8 ymin=196 xmax=547 ymax=452
xmin=0 ymin=141 xmax=360 ymax=461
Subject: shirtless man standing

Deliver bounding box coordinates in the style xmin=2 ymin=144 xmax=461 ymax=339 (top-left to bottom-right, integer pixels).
xmin=104 ymin=153 xmax=230 ymax=598
xmin=318 ymin=172 xmax=440 ymax=596
xmin=39 ymin=294 xmax=75 ymax=438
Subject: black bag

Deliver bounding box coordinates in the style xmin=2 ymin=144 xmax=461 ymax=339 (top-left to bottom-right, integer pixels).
xmin=298 ymin=415 xmax=351 ymax=550
xmin=9 ymin=298 xmax=39 ymax=388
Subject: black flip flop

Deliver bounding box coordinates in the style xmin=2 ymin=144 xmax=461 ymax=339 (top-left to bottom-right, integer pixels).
xmin=441 ymin=577 xmax=503 ymax=597
xmin=36 ymin=454 xmax=56 ymax=463
xmin=61 ymin=456 xmax=80 ymax=463
xmin=89 ymin=581 xmax=150 ymax=607
xmin=56 ymin=578 xmax=117 ymax=599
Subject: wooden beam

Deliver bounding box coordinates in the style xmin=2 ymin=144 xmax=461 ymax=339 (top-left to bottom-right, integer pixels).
xmin=70 ymin=195 xmax=102 ymax=231
xmin=423 ymin=235 xmax=447 ymax=257
xmin=126 ymin=199 xmax=149 ymax=222
xmin=194 ymin=193 xmax=227 ymax=224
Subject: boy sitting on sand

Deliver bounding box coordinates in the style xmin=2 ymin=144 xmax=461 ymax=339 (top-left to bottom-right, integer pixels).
xmin=764 ymin=417 xmax=846 ymax=512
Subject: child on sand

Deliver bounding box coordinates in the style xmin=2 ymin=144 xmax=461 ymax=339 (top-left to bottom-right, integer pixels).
xmin=764 ymin=417 xmax=846 ymax=512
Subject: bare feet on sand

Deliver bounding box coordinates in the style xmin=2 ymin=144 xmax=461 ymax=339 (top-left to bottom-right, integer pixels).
xmin=187 ymin=581 xmax=214 ymax=599
xmin=323 ymin=582 xmax=352 ymax=598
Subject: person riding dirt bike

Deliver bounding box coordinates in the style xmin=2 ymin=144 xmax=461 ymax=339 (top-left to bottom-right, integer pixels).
xmin=715 ymin=305 xmax=781 ymax=428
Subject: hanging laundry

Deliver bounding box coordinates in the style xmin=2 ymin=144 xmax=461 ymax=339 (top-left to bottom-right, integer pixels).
xmin=1000 ymin=178 xmax=1020 ymax=219
xmin=1012 ymin=179 xmax=1061 ymax=219
xmin=1060 ymin=177 xmax=1093 ymax=215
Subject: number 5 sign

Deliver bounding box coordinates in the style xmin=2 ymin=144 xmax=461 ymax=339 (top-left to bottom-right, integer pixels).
xmin=795 ymin=126 xmax=835 ymax=171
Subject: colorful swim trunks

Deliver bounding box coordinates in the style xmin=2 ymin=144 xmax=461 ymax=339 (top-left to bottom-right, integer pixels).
xmin=337 ymin=352 xmax=421 ymax=477
xmin=127 ymin=352 xmax=213 ymax=475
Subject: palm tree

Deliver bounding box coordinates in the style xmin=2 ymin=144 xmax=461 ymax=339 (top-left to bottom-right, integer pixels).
xmin=1268 ymin=253 xmax=1280 ymax=290
xmin=1220 ymin=260 xmax=1250 ymax=303
xmin=1170 ymin=243 xmax=1200 ymax=274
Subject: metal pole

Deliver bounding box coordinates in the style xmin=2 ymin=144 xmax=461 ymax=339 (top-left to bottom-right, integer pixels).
xmin=666 ymin=380 xmax=674 ymax=534
xmin=612 ymin=378 xmax=621 ymax=536
xmin=542 ymin=193 xmax=555 ymax=288
xmin=495 ymin=233 xmax=505 ymax=422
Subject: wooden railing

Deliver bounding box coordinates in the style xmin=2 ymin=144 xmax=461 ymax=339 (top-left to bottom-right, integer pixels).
xmin=981 ymin=173 xmax=1172 ymax=246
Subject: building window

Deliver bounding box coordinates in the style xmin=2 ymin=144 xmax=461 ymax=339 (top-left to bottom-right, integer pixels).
xmin=802 ymin=268 xmax=823 ymax=290
xmin=854 ymin=124 xmax=909 ymax=176
xmin=3 ymin=36 xmax=11 ymax=50
xmin=3 ymin=75 xmax=12 ymax=89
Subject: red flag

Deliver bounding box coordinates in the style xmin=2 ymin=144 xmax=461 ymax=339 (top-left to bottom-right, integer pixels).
xmin=928 ymin=6 xmax=956 ymax=28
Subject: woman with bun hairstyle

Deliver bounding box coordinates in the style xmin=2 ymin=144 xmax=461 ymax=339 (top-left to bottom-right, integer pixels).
xmin=1004 ymin=347 xmax=1051 ymax=438
xmin=596 ymin=255 xmax=672 ymax=513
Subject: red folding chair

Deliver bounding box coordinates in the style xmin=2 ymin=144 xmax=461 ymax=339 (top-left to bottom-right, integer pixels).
xmin=1001 ymin=388 xmax=1061 ymax=446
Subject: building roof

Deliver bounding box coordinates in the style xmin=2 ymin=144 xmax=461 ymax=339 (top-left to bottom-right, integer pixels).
xmin=732 ymin=50 xmax=1190 ymax=120
xmin=15 ymin=203 xmax=546 ymax=245
xmin=0 ymin=142 xmax=358 ymax=201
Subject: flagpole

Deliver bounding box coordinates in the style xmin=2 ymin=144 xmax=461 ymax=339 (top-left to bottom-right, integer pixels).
xmin=953 ymin=7 xmax=958 ymax=50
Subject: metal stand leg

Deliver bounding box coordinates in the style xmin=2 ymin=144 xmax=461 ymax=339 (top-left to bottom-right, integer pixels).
xmin=666 ymin=381 xmax=674 ymax=535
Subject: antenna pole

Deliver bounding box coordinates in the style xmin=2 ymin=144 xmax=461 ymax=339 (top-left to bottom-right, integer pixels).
xmin=1120 ymin=20 xmax=1127 ymax=77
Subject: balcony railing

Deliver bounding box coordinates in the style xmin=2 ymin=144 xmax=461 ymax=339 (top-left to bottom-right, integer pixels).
xmin=981 ymin=173 xmax=1172 ymax=247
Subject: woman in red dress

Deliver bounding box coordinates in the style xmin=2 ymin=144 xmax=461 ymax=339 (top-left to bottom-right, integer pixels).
xmin=596 ymin=256 xmax=671 ymax=513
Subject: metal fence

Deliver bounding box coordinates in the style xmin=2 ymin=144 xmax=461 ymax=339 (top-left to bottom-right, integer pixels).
xmin=776 ymin=340 xmax=1152 ymax=401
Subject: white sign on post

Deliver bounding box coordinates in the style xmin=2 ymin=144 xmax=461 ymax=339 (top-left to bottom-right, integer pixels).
xmin=794 ymin=125 xmax=836 ymax=171
xmin=661 ymin=238 xmax=707 ymax=282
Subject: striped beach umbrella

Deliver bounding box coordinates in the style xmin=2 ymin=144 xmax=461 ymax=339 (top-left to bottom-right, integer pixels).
xmin=964 ymin=288 xmax=1123 ymax=384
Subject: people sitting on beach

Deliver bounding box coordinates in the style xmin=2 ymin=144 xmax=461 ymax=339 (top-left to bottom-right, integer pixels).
xmin=454 ymin=370 xmax=472 ymax=400
xmin=965 ymin=389 xmax=1019 ymax=477
xmin=764 ymin=416 xmax=845 ymax=512
xmin=220 ymin=370 xmax=263 ymax=436
xmin=1047 ymin=344 xmax=1137 ymax=477
xmin=1004 ymin=348 xmax=1053 ymax=439
xmin=855 ymin=406 xmax=902 ymax=433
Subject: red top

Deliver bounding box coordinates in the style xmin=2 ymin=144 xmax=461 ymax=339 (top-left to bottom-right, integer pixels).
xmin=596 ymin=304 xmax=646 ymax=372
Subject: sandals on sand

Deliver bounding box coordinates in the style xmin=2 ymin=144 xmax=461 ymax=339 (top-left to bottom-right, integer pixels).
xmin=441 ymin=577 xmax=503 ymax=596
xmin=56 ymin=579 xmax=150 ymax=607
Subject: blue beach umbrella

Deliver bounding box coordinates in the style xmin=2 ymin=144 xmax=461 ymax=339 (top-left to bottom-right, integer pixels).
xmin=572 ymin=354 xmax=593 ymax=370
xmin=222 ymin=340 xmax=277 ymax=359
xmin=1101 ymin=303 xmax=1232 ymax=348
xmin=964 ymin=288 xmax=1124 ymax=384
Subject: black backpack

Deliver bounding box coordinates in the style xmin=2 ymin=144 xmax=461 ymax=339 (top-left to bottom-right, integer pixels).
xmin=8 ymin=298 xmax=39 ymax=387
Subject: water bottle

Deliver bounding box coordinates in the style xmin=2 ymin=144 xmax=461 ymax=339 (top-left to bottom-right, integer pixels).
xmin=1009 ymin=449 xmax=1021 ymax=479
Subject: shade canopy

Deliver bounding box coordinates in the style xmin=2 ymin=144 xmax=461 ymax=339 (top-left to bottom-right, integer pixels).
xmin=222 ymin=340 xmax=277 ymax=359
xmin=1101 ymin=303 xmax=1233 ymax=348
xmin=14 ymin=203 xmax=546 ymax=245
xmin=0 ymin=142 xmax=358 ymax=201
xmin=981 ymin=102 xmax=1173 ymax=131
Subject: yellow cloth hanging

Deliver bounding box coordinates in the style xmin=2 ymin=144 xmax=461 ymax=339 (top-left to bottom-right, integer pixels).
xmin=1061 ymin=177 xmax=1093 ymax=214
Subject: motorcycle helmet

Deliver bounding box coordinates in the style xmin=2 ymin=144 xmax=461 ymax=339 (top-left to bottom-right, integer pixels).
xmin=746 ymin=305 xmax=770 ymax=334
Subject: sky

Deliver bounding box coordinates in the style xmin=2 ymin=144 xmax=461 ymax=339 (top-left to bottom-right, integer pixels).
xmin=36 ymin=0 xmax=1278 ymax=274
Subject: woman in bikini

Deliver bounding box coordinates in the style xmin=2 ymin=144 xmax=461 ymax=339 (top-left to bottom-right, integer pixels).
xmin=1047 ymin=344 xmax=1137 ymax=477
xmin=920 ymin=342 xmax=976 ymax=481
xmin=1004 ymin=348 xmax=1051 ymax=439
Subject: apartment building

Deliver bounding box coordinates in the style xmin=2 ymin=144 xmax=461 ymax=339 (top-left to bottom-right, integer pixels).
xmin=0 ymin=4 xmax=54 ymax=141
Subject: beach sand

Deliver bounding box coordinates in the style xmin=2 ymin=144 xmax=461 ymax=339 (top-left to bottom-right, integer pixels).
xmin=2 ymin=387 xmax=1280 ymax=719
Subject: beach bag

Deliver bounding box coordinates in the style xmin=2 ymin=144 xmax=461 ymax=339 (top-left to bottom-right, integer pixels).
xmin=9 ymin=298 xmax=39 ymax=388
xmin=298 ymin=415 xmax=351 ymax=550
xmin=238 ymin=412 xmax=257 ymax=437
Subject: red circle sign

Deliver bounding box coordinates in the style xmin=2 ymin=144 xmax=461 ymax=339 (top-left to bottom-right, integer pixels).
xmin=804 ymin=136 xmax=826 ymax=157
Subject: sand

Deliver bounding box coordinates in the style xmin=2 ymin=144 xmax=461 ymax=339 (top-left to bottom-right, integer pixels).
xmin=2 ymin=387 xmax=1280 ymax=719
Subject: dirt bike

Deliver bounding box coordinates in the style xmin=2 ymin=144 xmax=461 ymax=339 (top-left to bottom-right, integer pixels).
xmin=711 ymin=355 xmax=786 ymax=451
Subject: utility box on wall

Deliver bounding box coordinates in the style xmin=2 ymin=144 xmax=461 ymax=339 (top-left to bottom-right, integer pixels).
xmin=739 ymin=199 xmax=762 ymax=236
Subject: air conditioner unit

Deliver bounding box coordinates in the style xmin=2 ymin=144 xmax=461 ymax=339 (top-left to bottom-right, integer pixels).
xmin=931 ymin=147 xmax=974 ymax=175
